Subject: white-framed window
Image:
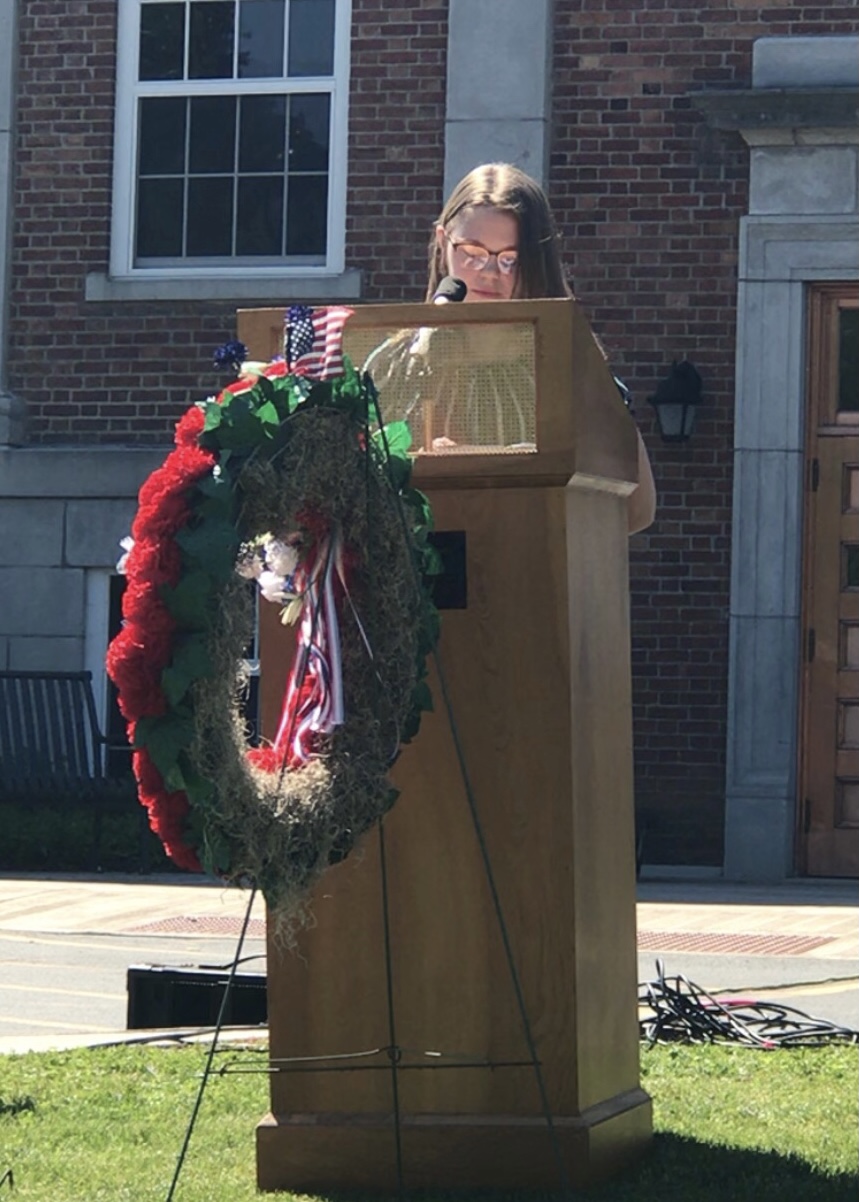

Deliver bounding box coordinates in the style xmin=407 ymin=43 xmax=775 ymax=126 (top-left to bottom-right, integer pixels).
xmin=111 ymin=0 xmax=351 ymax=280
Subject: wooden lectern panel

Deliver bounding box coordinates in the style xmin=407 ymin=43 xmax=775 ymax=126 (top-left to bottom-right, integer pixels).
xmin=239 ymin=299 xmax=651 ymax=1191
xmin=238 ymin=297 xmax=638 ymax=492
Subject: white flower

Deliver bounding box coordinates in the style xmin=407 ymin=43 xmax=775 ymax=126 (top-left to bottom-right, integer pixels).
xmin=257 ymin=570 xmax=292 ymax=605
xmin=235 ymin=551 xmax=264 ymax=580
xmin=265 ymin=538 xmax=300 ymax=578
xmin=116 ymin=536 xmax=134 ymax=575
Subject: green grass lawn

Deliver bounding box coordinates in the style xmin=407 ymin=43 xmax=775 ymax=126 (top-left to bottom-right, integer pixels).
xmin=0 ymin=1042 xmax=856 ymax=1201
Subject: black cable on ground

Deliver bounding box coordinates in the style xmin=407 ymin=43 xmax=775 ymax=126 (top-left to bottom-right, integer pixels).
xmin=640 ymin=960 xmax=859 ymax=1049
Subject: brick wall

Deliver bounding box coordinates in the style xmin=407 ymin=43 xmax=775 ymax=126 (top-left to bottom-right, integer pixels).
xmin=8 ymin=0 xmax=448 ymax=444
xmin=347 ymin=0 xmax=448 ymax=297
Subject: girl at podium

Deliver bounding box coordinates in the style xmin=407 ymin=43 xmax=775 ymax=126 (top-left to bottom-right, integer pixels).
xmin=366 ymin=163 xmax=655 ymax=532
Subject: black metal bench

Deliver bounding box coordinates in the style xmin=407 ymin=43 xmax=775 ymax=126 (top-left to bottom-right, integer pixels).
xmin=0 ymin=669 xmax=136 ymax=865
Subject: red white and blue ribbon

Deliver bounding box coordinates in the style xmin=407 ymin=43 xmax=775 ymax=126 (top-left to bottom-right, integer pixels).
xmin=271 ymin=531 xmax=347 ymax=767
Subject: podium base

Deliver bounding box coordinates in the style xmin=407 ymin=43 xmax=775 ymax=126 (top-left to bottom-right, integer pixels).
xmin=256 ymin=1088 xmax=652 ymax=1191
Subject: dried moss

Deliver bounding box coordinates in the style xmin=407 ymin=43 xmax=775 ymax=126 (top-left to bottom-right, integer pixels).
xmin=188 ymin=406 xmax=423 ymax=929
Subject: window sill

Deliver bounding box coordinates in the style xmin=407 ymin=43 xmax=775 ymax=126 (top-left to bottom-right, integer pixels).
xmin=85 ymin=270 xmax=364 ymax=304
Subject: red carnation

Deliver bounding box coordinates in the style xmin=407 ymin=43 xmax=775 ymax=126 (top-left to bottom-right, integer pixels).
xmin=171 ymin=442 xmax=216 ymax=479
xmin=107 ymin=628 xmax=167 ymax=720
xmin=133 ymin=749 xmax=201 ymax=873
xmin=134 ymin=485 xmax=189 ymax=541
xmin=175 ymin=405 xmax=205 ymax=447
xmin=125 ymin=536 xmax=182 ymax=592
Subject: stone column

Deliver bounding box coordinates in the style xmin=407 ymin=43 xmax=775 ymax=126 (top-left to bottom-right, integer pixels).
xmin=444 ymin=0 xmax=554 ymax=195
xmin=699 ymin=36 xmax=859 ymax=879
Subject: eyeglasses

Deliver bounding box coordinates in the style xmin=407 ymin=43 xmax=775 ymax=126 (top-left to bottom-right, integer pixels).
xmin=446 ymin=236 xmax=519 ymax=276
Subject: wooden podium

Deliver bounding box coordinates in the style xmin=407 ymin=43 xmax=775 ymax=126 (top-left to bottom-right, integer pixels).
xmin=237 ymin=299 xmax=652 ymax=1192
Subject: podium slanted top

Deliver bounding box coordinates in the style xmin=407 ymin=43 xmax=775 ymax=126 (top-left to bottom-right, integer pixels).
xmin=237 ymin=297 xmax=638 ymax=493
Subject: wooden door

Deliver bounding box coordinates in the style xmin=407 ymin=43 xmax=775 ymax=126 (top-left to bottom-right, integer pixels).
xmin=800 ymin=285 xmax=859 ymax=876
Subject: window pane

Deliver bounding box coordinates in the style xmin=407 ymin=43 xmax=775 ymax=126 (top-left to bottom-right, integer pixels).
xmin=239 ymin=95 xmax=286 ymax=172
xmin=841 ymin=703 xmax=859 ymax=747
xmin=288 ymin=0 xmax=335 ymax=76
xmin=288 ymin=93 xmax=329 ymax=171
xmin=839 ymin=308 xmax=859 ymax=413
xmin=846 ymin=467 xmax=859 ymax=513
xmin=286 ymin=174 xmax=327 ymax=255
xmin=836 ymin=780 xmax=859 ymax=828
xmin=190 ymin=96 xmax=236 ymax=173
xmin=238 ymin=0 xmax=285 ymax=78
xmin=139 ymin=2 xmax=185 ymax=80
xmin=139 ymin=97 xmax=186 ymax=175
xmin=842 ymin=624 xmax=859 ymax=669
xmin=189 ymin=0 xmax=235 ymax=79
xmin=844 ymin=545 xmax=859 ymax=590
xmin=237 ymin=176 xmax=284 ymax=254
xmin=137 ymin=178 xmax=184 ymax=257
xmin=188 ymin=177 xmax=234 ymax=255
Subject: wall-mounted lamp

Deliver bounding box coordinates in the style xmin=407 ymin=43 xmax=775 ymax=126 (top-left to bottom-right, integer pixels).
xmin=647 ymin=360 xmax=703 ymax=443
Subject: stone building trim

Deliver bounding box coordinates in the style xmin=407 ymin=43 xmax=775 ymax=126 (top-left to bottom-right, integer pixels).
xmin=0 ymin=447 xmax=164 ymax=673
xmin=443 ymin=0 xmax=553 ymax=193
xmin=705 ymin=35 xmax=859 ymax=880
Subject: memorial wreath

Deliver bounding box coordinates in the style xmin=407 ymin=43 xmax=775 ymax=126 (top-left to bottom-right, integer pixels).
xmin=107 ymin=306 xmax=440 ymax=919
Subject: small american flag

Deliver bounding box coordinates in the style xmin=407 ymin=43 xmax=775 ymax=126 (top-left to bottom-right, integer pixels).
xmin=284 ymin=305 xmax=354 ymax=379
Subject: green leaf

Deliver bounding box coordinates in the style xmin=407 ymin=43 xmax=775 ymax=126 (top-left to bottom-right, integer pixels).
xmin=160 ymin=633 xmax=214 ymax=707
xmin=175 ymin=519 xmax=238 ymax=577
xmin=196 ymin=472 xmax=229 ymax=500
xmin=133 ymin=713 xmax=195 ymax=782
xmin=379 ymin=450 xmax=410 ymax=493
xmin=160 ymin=666 xmax=188 ymax=710
xmin=160 ymin=571 xmax=214 ymax=630
xmin=303 ymin=380 xmax=333 ymax=409
xmin=162 ymin=759 xmax=188 ymax=794
xmin=215 ymin=405 xmax=268 ymax=451
xmin=400 ymin=705 xmax=422 ymax=744
xmin=202 ymin=829 xmax=233 ymax=876
xmin=402 ymin=486 xmax=432 ymax=529
xmin=362 ymin=372 xmax=383 ymax=425
xmin=383 ymin=421 xmax=412 ymax=456
xmin=256 ymin=399 xmax=280 ymax=428
xmin=202 ymin=401 xmax=223 ymax=433
xmin=173 ymin=632 xmax=213 ymax=679
xmin=176 ymin=755 xmax=215 ymax=806
xmin=254 ymin=375 xmax=276 ymax=403
xmin=194 ymin=472 xmax=234 ymax=521
xmin=421 ymin=544 xmax=444 ymax=577
xmin=412 ymin=679 xmax=434 ymax=714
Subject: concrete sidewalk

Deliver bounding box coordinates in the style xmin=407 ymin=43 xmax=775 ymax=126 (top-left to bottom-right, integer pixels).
xmin=0 ymin=872 xmax=856 ymax=1053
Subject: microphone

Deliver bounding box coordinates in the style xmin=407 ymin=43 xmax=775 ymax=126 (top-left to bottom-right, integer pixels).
xmin=432 ymin=276 xmax=467 ymax=304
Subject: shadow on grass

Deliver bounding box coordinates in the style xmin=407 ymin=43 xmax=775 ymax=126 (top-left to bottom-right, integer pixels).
xmin=306 ymin=1134 xmax=857 ymax=1202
